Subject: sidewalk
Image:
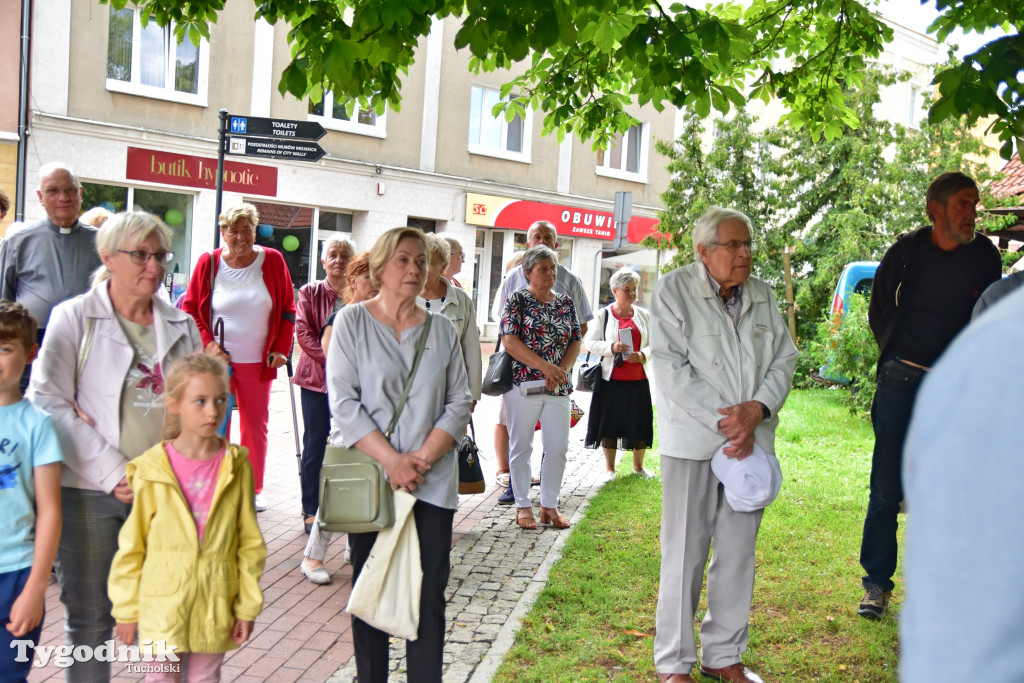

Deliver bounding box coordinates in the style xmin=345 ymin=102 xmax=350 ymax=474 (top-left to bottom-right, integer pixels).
xmin=27 ymin=373 xmax=605 ymax=682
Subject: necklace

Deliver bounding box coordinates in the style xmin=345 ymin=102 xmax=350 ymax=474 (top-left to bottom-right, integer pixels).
xmin=424 ymin=296 xmax=445 ymax=309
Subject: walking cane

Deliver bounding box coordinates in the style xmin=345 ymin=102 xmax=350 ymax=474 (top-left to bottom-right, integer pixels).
xmin=286 ymin=356 xmax=301 ymax=474
xmin=213 ymin=318 xmax=235 ymax=438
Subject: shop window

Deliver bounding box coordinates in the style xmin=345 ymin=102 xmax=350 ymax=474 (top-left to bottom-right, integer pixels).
xmin=80 ymin=183 xmax=194 ymax=300
xmin=248 ymin=201 xmax=313 ymax=289
xmin=106 ymin=7 xmax=209 ymax=106
xmin=512 ymin=232 xmax=574 ymax=268
xmin=308 ymin=91 xmax=386 ymax=138
xmin=468 ymin=86 xmax=531 ymax=163
xmin=596 ymin=123 xmax=648 ymax=182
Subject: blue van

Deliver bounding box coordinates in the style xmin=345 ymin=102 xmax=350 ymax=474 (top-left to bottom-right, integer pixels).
xmin=816 ymin=261 xmax=879 ymax=384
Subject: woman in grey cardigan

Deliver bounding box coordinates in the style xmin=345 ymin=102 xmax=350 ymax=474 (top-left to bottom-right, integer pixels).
xmin=326 ymin=226 xmax=472 ymax=682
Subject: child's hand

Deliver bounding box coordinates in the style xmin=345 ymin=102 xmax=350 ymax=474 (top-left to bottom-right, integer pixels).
xmin=231 ymin=619 xmax=254 ymax=644
xmin=116 ymin=622 xmax=137 ymax=646
xmin=6 ymin=582 xmax=45 ymax=637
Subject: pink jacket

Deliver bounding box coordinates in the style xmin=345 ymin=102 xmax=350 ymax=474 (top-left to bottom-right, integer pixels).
xmin=292 ymin=279 xmax=340 ymax=393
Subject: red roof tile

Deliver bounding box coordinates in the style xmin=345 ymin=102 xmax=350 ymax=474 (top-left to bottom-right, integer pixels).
xmin=990 ymin=154 xmax=1024 ymax=198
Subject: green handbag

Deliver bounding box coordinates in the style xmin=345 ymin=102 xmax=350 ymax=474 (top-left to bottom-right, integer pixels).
xmin=318 ymin=312 xmax=433 ymax=534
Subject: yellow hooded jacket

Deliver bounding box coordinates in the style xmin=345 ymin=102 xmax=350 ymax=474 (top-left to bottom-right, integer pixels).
xmin=108 ymin=441 xmax=267 ymax=653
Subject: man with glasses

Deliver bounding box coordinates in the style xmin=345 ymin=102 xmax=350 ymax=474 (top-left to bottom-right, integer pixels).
xmin=651 ymin=206 xmax=797 ymax=683
xmin=0 ymin=162 xmax=101 ymax=390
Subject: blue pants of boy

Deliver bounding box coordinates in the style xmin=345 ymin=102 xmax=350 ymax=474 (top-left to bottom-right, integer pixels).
xmin=0 ymin=566 xmax=44 ymax=682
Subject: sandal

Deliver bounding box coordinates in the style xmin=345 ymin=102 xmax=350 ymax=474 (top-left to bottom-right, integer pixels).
xmin=495 ymin=470 xmax=510 ymax=488
xmin=539 ymin=507 xmax=570 ymax=529
xmin=515 ymin=507 xmax=537 ymax=530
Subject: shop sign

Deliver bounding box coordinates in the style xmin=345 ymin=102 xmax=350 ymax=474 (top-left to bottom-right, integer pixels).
xmin=465 ymin=193 xmax=660 ymax=243
xmin=126 ymin=147 xmax=278 ymax=197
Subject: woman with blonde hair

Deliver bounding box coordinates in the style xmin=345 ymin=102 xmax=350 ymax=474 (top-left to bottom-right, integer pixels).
xmin=29 ymin=211 xmax=202 ymax=680
xmin=181 ymin=202 xmax=296 ymax=512
xmin=326 ymin=226 xmax=471 ymax=680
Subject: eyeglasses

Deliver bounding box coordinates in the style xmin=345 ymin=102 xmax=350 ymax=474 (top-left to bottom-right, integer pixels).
xmin=452 ymin=252 xmax=464 ymax=260
xmin=118 ymin=250 xmax=174 ymax=265
xmin=41 ymin=186 xmax=79 ymax=198
xmin=711 ymin=240 xmax=755 ymax=253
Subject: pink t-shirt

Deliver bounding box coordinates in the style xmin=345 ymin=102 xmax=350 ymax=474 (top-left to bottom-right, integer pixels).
xmin=166 ymin=443 xmax=225 ymax=542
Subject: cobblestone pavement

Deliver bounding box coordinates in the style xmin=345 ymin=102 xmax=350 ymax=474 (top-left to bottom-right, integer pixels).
xmin=27 ymin=356 xmax=607 ymax=682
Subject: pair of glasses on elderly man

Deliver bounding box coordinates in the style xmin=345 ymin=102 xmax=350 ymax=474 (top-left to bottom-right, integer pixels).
xmin=117 ymin=249 xmax=175 ymax=265
xmin=711 ymin=240 xmax=756 ymax=253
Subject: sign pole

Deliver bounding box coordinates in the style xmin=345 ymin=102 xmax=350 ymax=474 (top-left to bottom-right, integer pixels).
xmin=215 ymin=109 xmax=228 ymax=248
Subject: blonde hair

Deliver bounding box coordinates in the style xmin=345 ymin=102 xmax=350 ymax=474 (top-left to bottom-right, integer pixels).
xmin=504 ymin=251 xmax=525 ymax=274
xmin=218 ymin=203 xmax=259 ymax=231
xmin=423 ymin=232 xmax=451 ymax=269
xmin=80 ymin=206 xmax=114 ymax=228
xmin=161 ymin=354 xmax=231 ymax=440
xmin=368 ymin=227 xmax=426 ymax=289
xmin=91 ymin=211 xmax=173 ymax=289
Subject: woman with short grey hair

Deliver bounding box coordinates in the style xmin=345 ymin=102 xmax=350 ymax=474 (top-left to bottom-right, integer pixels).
xmin=499 ymin=244 xmax=581 ymax=530
xmin=441 ymin=235 xmax=466 ymax=289
xmin=293 ymin=235 xmax=356 ymax=534
xmin=29 ymin=211 xmax=202 ymax=681
xmin=583 ymin=267 xmax=653 ymax=481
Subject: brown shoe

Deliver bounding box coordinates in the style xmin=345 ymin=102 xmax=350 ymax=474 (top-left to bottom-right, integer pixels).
xmin=658 ymin=674 xmax=693 ymax=683
xmin=699 ymin=663 xmax=764 ymax=683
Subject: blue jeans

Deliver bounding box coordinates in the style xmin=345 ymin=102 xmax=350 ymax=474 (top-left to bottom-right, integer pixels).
xmin=299 ymin=388 xmax=332 ymax=517
xmin=860 ymin=360 xmax=925 ymax=592
xmin=56 ymin=488 xmax=131 ymax=683
xmin=1 ymin=566 xmax=44 ymax=682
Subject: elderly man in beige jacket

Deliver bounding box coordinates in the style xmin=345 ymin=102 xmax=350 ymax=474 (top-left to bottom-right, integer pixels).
xmin=651 ymin=207 xmax=798 ymax=683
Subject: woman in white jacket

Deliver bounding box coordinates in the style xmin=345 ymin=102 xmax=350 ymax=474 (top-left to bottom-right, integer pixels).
xmin=28 ymin=211 xmax=202 ymax=682
xmin=582 ymin=267 xmax=653 ymax=481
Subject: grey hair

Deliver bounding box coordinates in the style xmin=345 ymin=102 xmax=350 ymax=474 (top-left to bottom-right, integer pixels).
xmin=440 ymin=235 xmax=463 ymax=255
xmin=692 ymin=206 xmax=753 ymax=254
xmin=37 ymin=162 xmax=81 ymax=189
xmin=609 ymin=267 xmax=640 ymax=291
xmin=91 ymin=211 xmax=173 ymax=289
xmin=522 ymin=244 xmax=558 ymax=275
xmin=423 ymin=233 xmax=451 ymax=268
xmin=321 ymin=235 xmax=355 ymax=259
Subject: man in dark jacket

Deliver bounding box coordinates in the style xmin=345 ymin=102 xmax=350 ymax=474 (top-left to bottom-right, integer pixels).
xmin=857 ymin=172 xmax=1001 ymax=619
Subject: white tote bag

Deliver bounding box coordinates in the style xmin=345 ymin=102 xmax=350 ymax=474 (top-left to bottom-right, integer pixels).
xmin=346 ymin=490 xmax=422 ymax=640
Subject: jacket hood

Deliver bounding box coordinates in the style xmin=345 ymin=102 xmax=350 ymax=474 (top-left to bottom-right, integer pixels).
xmin=126 ymin=440 xmax=249 ymax=489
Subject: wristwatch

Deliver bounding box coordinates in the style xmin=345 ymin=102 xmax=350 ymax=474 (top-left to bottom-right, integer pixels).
xmin=759 ymin=402 xmax=771 ymax=421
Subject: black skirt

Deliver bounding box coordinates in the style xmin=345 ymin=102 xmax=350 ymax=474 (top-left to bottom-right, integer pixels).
xmin=584 ymin=377 xmax=654 ymax=450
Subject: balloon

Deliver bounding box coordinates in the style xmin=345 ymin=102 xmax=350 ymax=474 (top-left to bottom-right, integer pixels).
xmin=258 ymin=223 xmax=274 ymax=238
xmin=164 ymin=208 xmax=184 ymax=226
xmin=282 ymin=235 xmax=300 ymax=252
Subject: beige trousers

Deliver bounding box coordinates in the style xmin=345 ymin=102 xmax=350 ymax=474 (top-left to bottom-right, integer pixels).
xmin=654 ymin=455 xmax=763 ymax=673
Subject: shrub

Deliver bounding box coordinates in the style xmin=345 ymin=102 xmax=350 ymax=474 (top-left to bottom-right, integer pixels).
xmin=812 ymin=292 xmax=879 ymax=416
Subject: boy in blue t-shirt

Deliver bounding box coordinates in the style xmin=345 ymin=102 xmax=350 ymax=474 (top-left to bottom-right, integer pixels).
xmin=0 ymin=301 xmax=62 ymax=681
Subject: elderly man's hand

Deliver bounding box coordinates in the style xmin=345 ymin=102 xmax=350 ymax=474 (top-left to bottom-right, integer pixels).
xmin=717 ymin=401 xmax=763 ymax=445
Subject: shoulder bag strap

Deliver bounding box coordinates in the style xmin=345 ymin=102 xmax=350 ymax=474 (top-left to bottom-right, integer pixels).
xmin=383 ymin=311 xmax=433 ymax=440
xmin=76 ymin=315 xmax=95 ymax=389
xmin=583 ymin=307 xmax=609 ymax=363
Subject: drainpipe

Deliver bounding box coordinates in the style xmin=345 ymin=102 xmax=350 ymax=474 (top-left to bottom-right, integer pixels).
xmin=15 ymin=0 xmax=32 ymax=220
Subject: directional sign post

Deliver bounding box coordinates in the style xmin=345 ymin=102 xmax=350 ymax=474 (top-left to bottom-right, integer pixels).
xmin=228 ymin=137 xmax=326 ymax=162
xmin=228 ymin=116 xmax=326 ymax=141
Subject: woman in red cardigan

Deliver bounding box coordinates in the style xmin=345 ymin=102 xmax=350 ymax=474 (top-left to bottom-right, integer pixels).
xmin=182 ymin=203 xmax=295 ymax=510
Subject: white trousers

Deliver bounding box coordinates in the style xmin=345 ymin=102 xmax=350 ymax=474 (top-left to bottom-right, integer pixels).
xmin=654 ymin=455 xmax=763 ymax=673
xmin=504 ymin=389 xmax=570 ymax=509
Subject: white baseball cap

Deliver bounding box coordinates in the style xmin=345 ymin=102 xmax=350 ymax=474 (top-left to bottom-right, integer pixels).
xmin=710 ymin=441 xmax=783 ymax=512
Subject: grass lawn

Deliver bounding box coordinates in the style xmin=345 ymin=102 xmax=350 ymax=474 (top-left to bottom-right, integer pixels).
xmin=493 ymin=388 xmax=904 ymax=682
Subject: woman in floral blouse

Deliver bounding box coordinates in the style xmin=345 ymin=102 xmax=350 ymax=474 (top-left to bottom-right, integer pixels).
xmin=499 ymin=245 xmax=581 ymax=530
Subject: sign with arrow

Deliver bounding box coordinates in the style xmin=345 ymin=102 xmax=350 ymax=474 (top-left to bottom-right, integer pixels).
xmin=228 ymin=116 xmax=326 ymax=141
xmin=228 ymin=136 xmax=326 ymax=162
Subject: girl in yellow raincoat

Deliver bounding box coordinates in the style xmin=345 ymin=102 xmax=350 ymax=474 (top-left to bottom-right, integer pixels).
xmin=109 ymin=355 xmax=266 ymax=681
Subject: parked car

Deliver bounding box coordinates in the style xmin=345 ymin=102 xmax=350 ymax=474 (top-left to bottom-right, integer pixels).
xmin=816 ymin=260 xmax=879 ymax=384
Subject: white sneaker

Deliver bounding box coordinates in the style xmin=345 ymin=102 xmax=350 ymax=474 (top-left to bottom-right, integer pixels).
xmin=601 ymin=470 xmax=616 ymax=483
xmin=253 ymin=493 xmax=268 ymax=512
xmin=633 ymin=469 xmax=654 ymax=479
xmin=300 ymin=559 xmax=331 ymax=585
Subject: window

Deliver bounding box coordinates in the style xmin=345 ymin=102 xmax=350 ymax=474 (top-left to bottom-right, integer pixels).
xmin=468 ymin=86 xmax=531 ymax=163
xmin=308 ymin=92 xmax=386 ymax=138
xmin=596 ymin=123 xmax=648 ymax=182
xmin=106 ymin=8 xmax=209 ymax=106
xmin=908 ymin=85 xmax=926 ymax=129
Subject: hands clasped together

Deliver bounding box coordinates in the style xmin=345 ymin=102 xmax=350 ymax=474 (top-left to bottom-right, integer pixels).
xmin=717 ymin=400 xmax=765 ymax=459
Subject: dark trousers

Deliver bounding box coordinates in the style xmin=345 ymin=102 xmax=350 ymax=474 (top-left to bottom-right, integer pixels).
xmin=299 ymin=388 xmax=332 ymax=517
xmin=350 ymin=500 xmax=454 ymax=683
xmin=1 ymin=566 xmax=44 ymax=682
xmin=860 ymin=360 xmax=925 ymax=592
